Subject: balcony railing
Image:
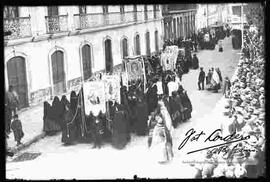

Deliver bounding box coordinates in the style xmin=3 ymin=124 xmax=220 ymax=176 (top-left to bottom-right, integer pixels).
xmin=45 ymin=14 xmax=68 ymax=34
xmin=4 ymin=16 xmax=32 ymax=40
xmin=73 ymin=10 xmax=161 ymax=30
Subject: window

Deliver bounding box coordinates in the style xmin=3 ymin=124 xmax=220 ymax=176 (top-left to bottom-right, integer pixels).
xmin=145 ymin=32 xmax=150 ymax=55
xmin=133 ymin=5 xmax=137 ymax=12
xmin=135 ymin=34 xmax=141 ymax=55
xmin=4 ymin=6 xmax=19 ymax=19
xmin=79 ymin=6 xmax=87 ymax=14
xmin=120 ymin=5 xmax=125 ymax=14
xmin=103 ymin=5 xmax=109 ymax=14
xmin=144 ymin=5 xmax=148 ymax=20
xmin=232 ymin=6 xmax=241 ymax=16
xmin=81 ymin=44 xmax=92 ymax=80
xmin=144 ymin=5 xmax=148 ymax=12
xmin=153 ymin=5 xmax=157 ymax=19
xmin=121 ymin=38 xmax=128 ymax=59
xmin=155 ymin=31 xmax=159 ymax=52
xmin=48 ymin=6 xmax=59 ymax=16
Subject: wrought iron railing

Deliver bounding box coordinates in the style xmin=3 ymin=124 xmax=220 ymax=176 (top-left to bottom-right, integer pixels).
xmin=136 ymin=11 xmax=144 ymax=22
xmin=74 ymin=11 xmax=146 ymax=30
xmin=4 ymin=16 xmax=32 ymax=39
xmin=45 ymin=14 xmax=69 ymax=34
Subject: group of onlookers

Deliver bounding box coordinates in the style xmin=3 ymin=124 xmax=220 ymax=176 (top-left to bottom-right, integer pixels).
xmin=190 ymin=25 xmax=265 ymax=178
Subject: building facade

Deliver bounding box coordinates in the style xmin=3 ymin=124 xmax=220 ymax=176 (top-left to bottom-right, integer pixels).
xmin=162 ymin=4 xmax=197 ymax=41
xmin=4 ymin=5 xmax=163 ymax=108
xmin=195 ymin=3 xmax=248 ymax=31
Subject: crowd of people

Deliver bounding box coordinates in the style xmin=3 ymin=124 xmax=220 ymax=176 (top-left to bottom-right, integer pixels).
xmin=38 ymin=39 xmax=197 ymax=164
xmin=190 ymin=25 xmax=265 ymax=178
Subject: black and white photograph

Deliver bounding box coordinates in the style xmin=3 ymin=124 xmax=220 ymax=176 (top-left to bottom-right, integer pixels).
xmin=4 ymin=2 xmax=266 ymax=179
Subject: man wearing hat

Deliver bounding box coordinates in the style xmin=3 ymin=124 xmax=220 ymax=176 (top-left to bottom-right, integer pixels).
xmin=198 ymin=67 xmax=205 ymax=90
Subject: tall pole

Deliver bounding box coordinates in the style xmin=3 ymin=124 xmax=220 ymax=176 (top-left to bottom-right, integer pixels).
xmin=241 ymin=3 xmax=244 ymax=49
xmin=206 ymin=4 xmax=209 ymax=27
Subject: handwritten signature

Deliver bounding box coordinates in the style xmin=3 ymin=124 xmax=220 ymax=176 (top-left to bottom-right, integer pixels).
xmin=178 ymin=128 xmax=254 ymax=157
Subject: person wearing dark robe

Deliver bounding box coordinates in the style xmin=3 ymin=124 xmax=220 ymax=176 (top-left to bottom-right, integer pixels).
xmin=216 ymin=68 xmax=223 ymax=83
xmin=51 ymin=96 xmax=64 ymax=132
xmin=60 ymin=95 xmax=69 ymax=128
xmin=180 ymin=90 xmax=192 ymax=121
xmin=75 ymin=92 xmax=85 ymax=142
xmin=43 ymin=100 xmax=61 ymax=135
xmin=5 ymin=94 xmax=12 ymax=134
xmin=192 ymin=54 xmax=199 ymax=70
xmin=120 ymin=86 xmax=131 ymax=134
xmin=206 ymin=69 xmax=212 ymax=86
xmin=146 ymin=81 xmax=158 ymax=114
xmin=147 ymin=111 xmax=158 ymax=148
xmin=134 ymin=97 xmax=148 ymax=136
xmin=169 ymin=91 xmax=185 ymax=127
xmin=127 ymin=89 xmax=137 ymax=132
xmin=111 ymin=102 xmax=129 ymax=149
xmin=70 ymin=91 xmax=78 ymax=115
xmin=62 ymin=103 xmax=77 ymax=145
xmin=11 ymin=114 xmax=24 ymax=146
xmin=223 ymin=76 xmax=231 ymax=98
xmin=92 ymin=111 xmax=104 ymax=149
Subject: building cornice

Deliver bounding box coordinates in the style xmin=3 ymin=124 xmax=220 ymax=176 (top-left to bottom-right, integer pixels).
xmin=5 ymin=18 xmax=163 ymax=47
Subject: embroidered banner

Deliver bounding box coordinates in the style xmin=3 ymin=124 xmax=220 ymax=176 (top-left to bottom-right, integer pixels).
xmin=126 ymin=57 xmax=144 ymax=82
xmin=103 ymin=75 xmax=121 ymax=104
xmin=161 ymin=46 xmax=179 ymax=71
xmin=83 ymin=81 xmax=106 ymax=114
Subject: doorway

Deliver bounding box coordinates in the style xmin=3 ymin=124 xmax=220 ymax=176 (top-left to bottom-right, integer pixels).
xmin=7 ymin=56 xmax=28 ymax=109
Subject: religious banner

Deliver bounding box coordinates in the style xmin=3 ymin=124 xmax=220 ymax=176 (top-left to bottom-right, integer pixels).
xmin=161 ymin=45 xmax=179 ymax=71
xmin=121 ymin=72 xmax=129 ymax=88
xmin=83 ymin=81 xmax=106 ymax=114
xmin=126 ymin=57 xmax=144 ymax=82
xmin=103 ymin=75 xmax=121 ymax=104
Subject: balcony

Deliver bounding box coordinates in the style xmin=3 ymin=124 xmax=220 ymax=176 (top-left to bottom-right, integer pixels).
xmin=74 ymin=11 xmax=147 ymax=30
xmin=45 ymin=14 xmax=68 ymax=34
xmin=4 ymin=16 xmax=32 ymax=40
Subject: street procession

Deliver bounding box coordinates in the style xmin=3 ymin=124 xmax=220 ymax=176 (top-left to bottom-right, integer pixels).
xmin=4 ymin=3 xmax=265 ymax=179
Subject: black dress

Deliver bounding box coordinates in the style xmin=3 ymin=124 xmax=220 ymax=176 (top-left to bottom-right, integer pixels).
xmin=147 ymin=84 xmax=158 ymax=114
xmin=134 ymin=101 xmax=148 ymax=136
xmin=61 ymin=108 xmax=76 ymax=145
xmin=111 ymin=104 xmax=129 ymax=149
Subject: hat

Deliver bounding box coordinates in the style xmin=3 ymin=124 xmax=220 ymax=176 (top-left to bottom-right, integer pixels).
xmin=259 ymin=87 xmax=264 ymax=93
xmin=253 ymin=109 xmax=260 ymax=115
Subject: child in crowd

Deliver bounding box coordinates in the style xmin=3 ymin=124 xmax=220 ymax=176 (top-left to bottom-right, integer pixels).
xmin=11 ymin=114 xmax=24 ymax=146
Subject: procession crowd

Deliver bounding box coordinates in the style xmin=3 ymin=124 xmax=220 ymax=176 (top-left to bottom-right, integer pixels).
xmin=189 ymin=26 xmax=265 ymax=178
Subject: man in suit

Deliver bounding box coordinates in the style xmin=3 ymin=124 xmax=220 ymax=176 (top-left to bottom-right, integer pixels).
xmin=198 ymin=67 xmax=206 ymax=90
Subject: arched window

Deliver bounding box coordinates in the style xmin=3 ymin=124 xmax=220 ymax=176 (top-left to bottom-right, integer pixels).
xmin=105 ymin=38 xmax=113 ymax=73
xmin=145 ymin=31 xmax=151 ymax=55
xmin=173 ymin=18 xmax=176 ymax=39
xmin=155 ymin=30 xmax=159 ymax=52
xmin=51 ymin=50 xmax=66 ymax=95
xmin=180 ymin=17 xmax=183 ymax=37
xmin=121 ymin=38 xmax=128 ymax=59
xmin=135 ymin=34 xmax=141 ymax=55
xmin=81 ymin=44 xmax=92 ymax=80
